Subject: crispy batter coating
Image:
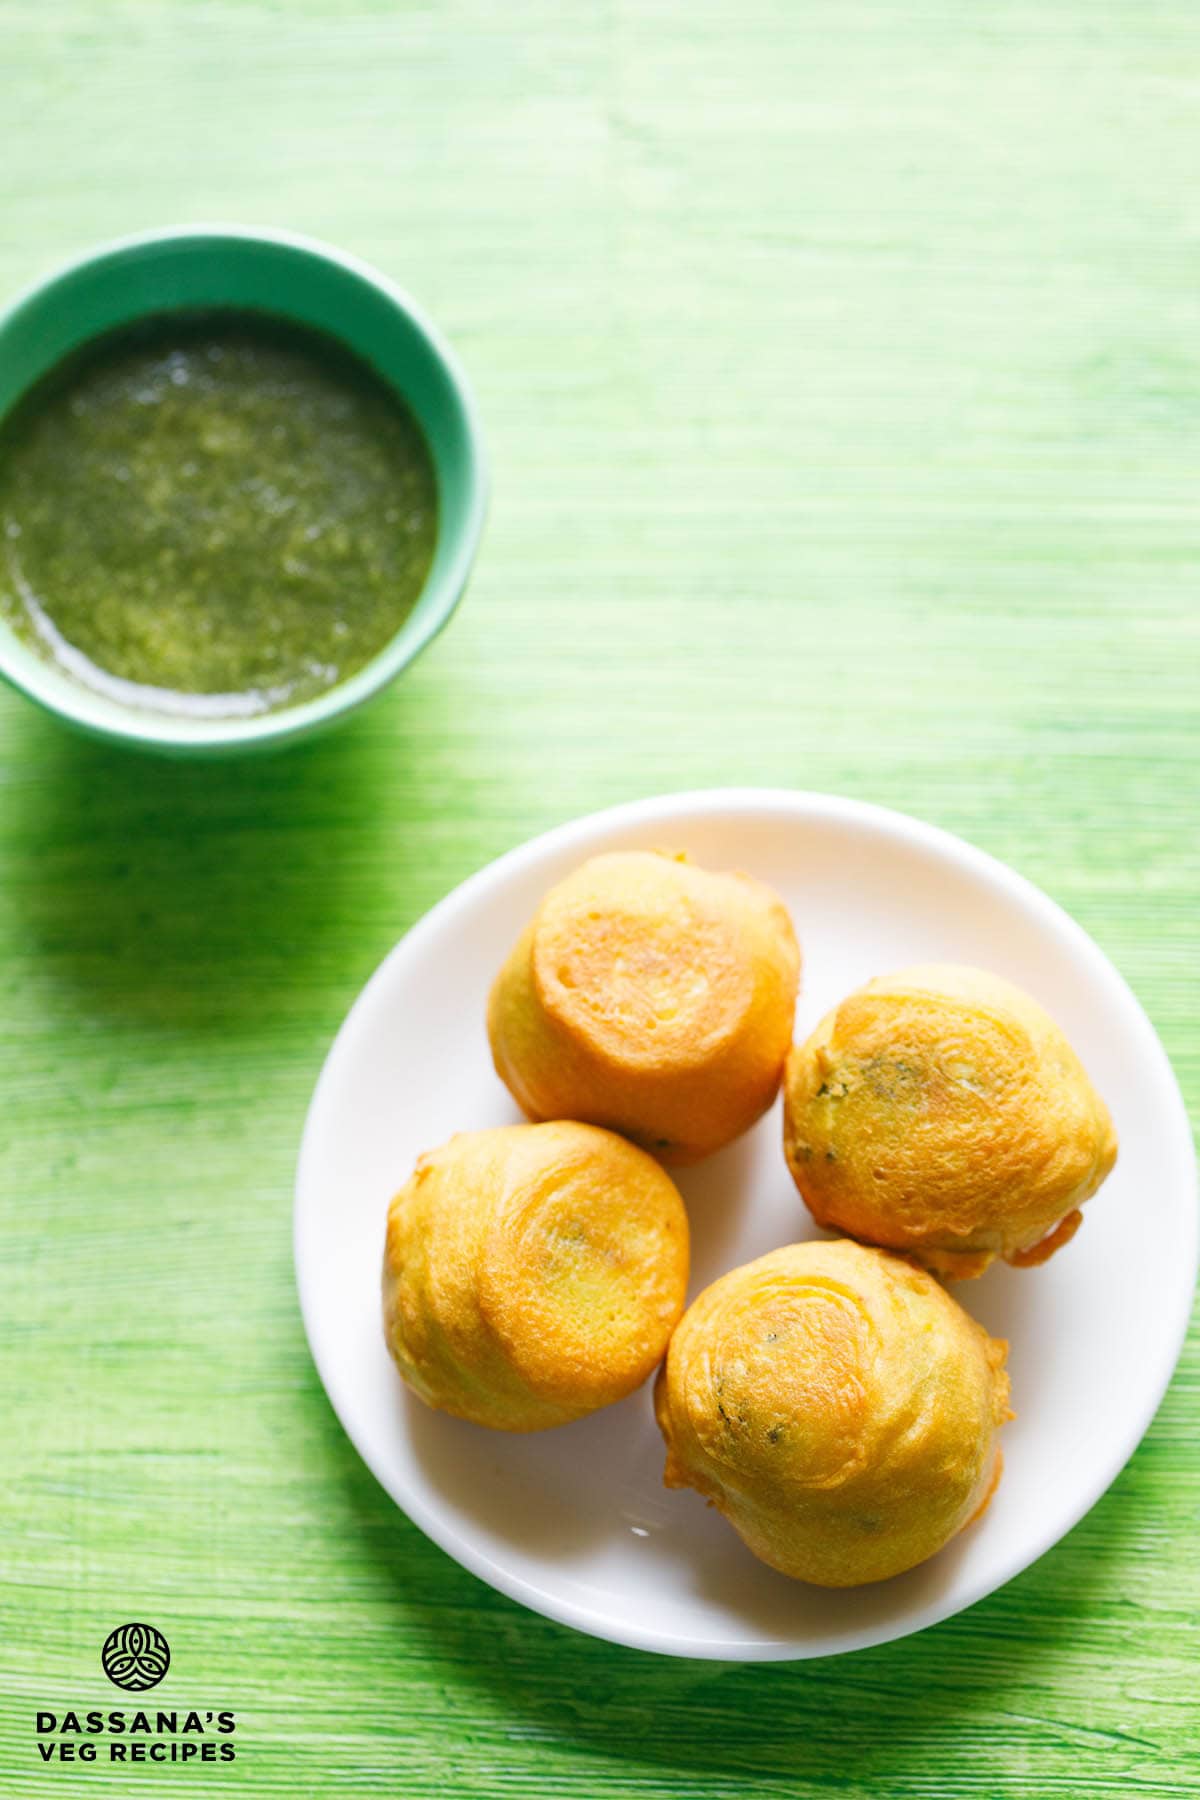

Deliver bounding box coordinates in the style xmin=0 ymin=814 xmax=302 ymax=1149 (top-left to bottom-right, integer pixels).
xmin=655 ymin=1239 xmax=1012 ymax=1586
xmin=782 ymin=965 xmax=1117 ymax=1278
xmin=487 ymin=851 xmax=801 ymax=1164
xmin=383 ymin=1122 xmax=690 ymax=1431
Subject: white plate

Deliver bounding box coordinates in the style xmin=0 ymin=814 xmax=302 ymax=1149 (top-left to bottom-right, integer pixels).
xmin=295 ymin=790 xmax=1196 ymax=1660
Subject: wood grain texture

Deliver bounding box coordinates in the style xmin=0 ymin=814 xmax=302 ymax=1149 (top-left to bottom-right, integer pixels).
xmin=1 ymin=1 xmax=1197 ymax=1793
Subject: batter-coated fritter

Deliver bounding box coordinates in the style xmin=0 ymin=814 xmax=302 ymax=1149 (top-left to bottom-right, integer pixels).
xmin=783 ymin=964 xmax=1117 ymax=1278
xmin=655 ymin=1239 xmax=1011 ymax=1586
xmin=383 ymin=1122 xmax=689 ymax=1431
xmin=487 ymin=850 xmax=801 ymax=1164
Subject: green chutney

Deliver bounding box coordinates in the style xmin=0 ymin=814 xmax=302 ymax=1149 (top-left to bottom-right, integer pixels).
xmin=0 ymin=311 xmax=438 ymax=717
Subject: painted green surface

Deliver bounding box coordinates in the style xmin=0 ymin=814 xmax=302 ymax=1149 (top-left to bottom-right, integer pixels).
xmin=0 ymin=1 xmax=1197 ymax=1794
xmin=0 ymin=312 xmax=437 ymax=716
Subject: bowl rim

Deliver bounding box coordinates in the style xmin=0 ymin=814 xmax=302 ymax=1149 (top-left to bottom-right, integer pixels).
xmin=0 ymin=223 xmax=488 ymax=753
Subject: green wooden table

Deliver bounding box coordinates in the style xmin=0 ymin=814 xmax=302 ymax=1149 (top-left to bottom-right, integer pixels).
xmin=2 ymin=2 xmax=1197 ymax=1793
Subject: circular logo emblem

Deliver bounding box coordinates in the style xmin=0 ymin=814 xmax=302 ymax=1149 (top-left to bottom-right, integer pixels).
xmin=101 ymin=1623 xmax=170 ymax=1692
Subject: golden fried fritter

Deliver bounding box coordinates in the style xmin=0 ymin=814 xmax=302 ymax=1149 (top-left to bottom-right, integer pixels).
xmin=655 ymin=1238 xmax=1011 ymax=1586
xmin=383 ymin=1122 xmax=689 ymax=1431
xmin=783 ymin=965 xmax=1117 ymax=1278
xmin=487 ymin=851 xmax=800 ymax=1164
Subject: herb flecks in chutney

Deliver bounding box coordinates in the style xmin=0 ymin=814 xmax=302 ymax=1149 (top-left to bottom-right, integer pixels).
xmin=0 ymin=312 xmax=437 ymax=717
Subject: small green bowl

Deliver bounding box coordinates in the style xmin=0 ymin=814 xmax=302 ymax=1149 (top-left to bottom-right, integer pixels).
xmin=0 ymin=225 xmax=487 ymax=754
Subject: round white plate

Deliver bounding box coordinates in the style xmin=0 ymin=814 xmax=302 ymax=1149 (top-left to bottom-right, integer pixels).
xmin=295 ymin=790 xmax=1196 ymax=1660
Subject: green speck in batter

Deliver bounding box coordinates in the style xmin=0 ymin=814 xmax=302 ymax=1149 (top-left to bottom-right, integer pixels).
xmin=0 ymin=310 xmax=438 ymax=718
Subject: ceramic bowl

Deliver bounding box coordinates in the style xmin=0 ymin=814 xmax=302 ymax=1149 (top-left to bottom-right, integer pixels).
xmin=0 ymin=225 xmax=487 ymax=754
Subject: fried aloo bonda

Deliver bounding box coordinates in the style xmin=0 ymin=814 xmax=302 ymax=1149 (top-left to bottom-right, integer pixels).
xmin=783 ymin=964 xmax=1117 ymax=1278
xmin=655 ymin=1238 xmax=1012 ymax=1586
xmin=383 ymin=1121 xmax=689 ymax=1431
xmin=487 ymin=850 xmax=800 ymax=1164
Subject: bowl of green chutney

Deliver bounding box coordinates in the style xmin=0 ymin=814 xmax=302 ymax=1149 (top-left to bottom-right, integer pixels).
xmin=0 ymin=225 xmax=487 ymax=753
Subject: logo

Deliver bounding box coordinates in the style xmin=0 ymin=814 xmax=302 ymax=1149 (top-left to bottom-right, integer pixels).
xmin=34 ymin=1626 xmax=236 ymax=1767
xmin=100 ymin=1624 xmax=171 ymax=1693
